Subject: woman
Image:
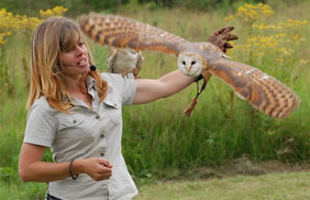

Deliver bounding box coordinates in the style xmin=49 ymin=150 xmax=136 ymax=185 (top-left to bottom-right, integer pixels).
xmin=18 ymin=17 xmax=236 ymax=200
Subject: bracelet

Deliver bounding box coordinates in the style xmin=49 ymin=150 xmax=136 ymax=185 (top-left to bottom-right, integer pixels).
xmin=69 ymin=160 xmax=79 ymax=180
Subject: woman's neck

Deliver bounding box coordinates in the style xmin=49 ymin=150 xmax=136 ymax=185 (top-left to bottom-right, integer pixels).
xmin=64 ymin=74 xmax=85 ymax=93
xmin=64 ymin=76 xmax=93 ymax=109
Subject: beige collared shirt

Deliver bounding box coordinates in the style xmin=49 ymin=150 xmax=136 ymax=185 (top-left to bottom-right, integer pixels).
xmin=24 ymin=73 xmax=137 ymax=200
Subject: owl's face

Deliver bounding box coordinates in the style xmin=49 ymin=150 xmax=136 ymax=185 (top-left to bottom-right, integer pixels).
xmin=177 ymin=53 xmax=203 ymax=77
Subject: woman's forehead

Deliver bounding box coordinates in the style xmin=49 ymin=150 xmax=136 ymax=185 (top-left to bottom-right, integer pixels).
xmin=60 ymin=29 xmax=82 ymax=49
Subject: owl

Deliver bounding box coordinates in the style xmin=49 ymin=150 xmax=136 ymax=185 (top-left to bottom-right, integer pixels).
xmin=78 ymin=13 xmax=300 ymax=119
xmin=106 ymin=48 xmax=144 ymax=78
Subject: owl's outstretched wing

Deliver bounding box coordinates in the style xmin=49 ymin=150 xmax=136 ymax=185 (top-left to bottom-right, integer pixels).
xmin=78 ymin=13 xmax=189 ymax=56
xmin=203 ymin=59 xmax=300 ymax=119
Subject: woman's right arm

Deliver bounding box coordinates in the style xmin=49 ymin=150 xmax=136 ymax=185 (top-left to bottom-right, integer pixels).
xmin=18 ymin=143 xmax=113 ymax=182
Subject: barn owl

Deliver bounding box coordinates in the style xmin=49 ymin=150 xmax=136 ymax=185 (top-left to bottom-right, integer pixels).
xmin=106 ymin=48 xmax=144 ymax=78
xmin=78 ymin=13 xmax=300 ymax=119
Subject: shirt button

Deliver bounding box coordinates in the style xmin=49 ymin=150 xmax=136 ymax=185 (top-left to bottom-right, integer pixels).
xmin=95 ymin=115 xmax=100 ymax=119
xmin=100 ymin=152 xmax=105 ymax=157
xmin=72 ymin=120 xmax=77 ymax=124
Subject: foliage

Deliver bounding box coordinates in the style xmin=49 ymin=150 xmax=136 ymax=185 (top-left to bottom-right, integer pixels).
xmin=0 ymin=0 xmax=129 ymax=16
xmin=0 ymin=0 xmax=307 ymax=16
xmin=39 ymin=6 xmax=68 ymax=19
xmin=224 ymin=3 xmax=308 ymax=67
xmin=0 ymin=181 xmax=46 ymax=200
xmin=0 ymin=6 xmax=68 ymax=96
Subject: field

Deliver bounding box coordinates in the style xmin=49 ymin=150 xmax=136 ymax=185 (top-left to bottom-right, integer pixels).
xmin=0 ymin=0 xmax=309 ymax=199
xmin=136 ymin=172 xmax=310 ymax=200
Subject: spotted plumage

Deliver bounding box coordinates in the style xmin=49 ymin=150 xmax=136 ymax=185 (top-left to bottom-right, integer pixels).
xmin=78 ymin=13 xmax=300 ymax=119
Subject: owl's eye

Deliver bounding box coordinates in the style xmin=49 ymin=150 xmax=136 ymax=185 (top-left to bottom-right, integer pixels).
xmin=182 ymin=61 xmax=186 ymax=65
xmin=191 ymin=61 xmax=196 ymax=65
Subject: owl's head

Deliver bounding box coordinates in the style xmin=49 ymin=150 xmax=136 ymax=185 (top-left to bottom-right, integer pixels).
xmin=177 ymin=53 xmax=203 ymax=77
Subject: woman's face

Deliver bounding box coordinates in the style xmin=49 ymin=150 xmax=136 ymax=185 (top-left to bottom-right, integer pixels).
xmin=61 ymin=41 xmax=90 ymax=79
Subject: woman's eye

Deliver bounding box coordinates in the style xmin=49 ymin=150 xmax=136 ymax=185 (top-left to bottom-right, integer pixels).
xmin=65 ymin=48 xmax=74 ymax=53
xmin=63 ymin=42 xmax=84 ymax=53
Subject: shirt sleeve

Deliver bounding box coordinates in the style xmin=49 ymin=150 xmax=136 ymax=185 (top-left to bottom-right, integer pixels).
xmin=102 ymin=73 xmax=137 ymax=105
xmin=23 ymin=98 xmax=58 ymax=147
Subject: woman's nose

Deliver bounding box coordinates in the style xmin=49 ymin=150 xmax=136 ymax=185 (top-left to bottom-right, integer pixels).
xmin=75 ymin=45 xmax=85 ymax=55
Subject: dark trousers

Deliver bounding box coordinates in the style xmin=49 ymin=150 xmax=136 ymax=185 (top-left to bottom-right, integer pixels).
xmin=45 ymin=193 xmax=62 ymax=200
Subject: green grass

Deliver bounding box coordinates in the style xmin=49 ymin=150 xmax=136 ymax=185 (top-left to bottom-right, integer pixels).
xmin=1 ymin=171 xmax=309 ymax=200
xmin=0 ymin=181 xmax=46 ymax=200
xmin=135 ymin=172 xmax=310 ymax=200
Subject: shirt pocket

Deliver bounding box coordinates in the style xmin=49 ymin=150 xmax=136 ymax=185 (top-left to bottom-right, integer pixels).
xmin=58 ymin=113 xmax=86 ymax=130
xmin=103 ymin=97 xmax=122 ymax=125
xmin=55 ymin=113 xmax=95 ymax=147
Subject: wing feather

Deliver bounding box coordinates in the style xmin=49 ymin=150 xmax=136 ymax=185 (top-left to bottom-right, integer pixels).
xmin=204 ymin=59 xmax=300 ymax=119
xmin=78 ymin=13 xmax=189 ymax=56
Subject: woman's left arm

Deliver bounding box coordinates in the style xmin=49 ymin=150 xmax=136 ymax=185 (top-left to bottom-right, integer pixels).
xmin=133 ymin=70 xmax=196 ymax=104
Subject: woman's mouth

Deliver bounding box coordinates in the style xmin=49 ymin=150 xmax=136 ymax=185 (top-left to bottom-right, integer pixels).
xmin=77 ymin=59 xmax=88 ymax=67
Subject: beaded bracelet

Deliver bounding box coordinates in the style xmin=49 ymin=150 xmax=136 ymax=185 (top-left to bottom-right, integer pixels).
xmin=69 ymin=160 xmax=79 ymax=180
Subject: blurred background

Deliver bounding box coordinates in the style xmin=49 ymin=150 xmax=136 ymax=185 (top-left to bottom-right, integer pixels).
xmin=0 ymin=0 xmax=309 ymax=199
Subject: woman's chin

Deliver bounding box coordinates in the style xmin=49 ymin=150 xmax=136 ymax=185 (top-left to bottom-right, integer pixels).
xmin=78 ymin=66 xmax=91 ymax=73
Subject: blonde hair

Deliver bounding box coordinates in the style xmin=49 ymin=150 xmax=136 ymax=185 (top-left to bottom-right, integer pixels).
xmin=27 ymin=16 xmax=107 ymax=113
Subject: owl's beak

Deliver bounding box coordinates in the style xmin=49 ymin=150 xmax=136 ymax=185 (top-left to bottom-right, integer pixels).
xmin=185 ymin=66 xmax=192 ymax=73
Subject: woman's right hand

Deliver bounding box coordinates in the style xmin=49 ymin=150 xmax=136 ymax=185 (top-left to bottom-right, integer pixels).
xmin=75 ymin=158 xmax=113 ymax=181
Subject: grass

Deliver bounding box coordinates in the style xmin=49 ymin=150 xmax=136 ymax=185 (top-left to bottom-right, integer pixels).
xmin=1 ymin=171 xmax=309 ymax=200
xmin=0 ymin=182 xmax=46 ymax=200
xmin=135 ymin=171 xmax=310 ymax=200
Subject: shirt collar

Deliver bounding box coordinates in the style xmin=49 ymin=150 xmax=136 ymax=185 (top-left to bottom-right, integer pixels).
xmin=65 ymin=76 xmax=97 ymax=107
xmin=86 ymin=75 xmax=96 ymax=90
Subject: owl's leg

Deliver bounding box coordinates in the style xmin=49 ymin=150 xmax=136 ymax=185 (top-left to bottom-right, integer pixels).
xmin=106 ymin=48 xmax=118 ymax=73
xmin=133 ymin=51 xmax=144 ymax=79
xmin=120 ymin=69 xmax=133 ymax=78
xmin=106 ymin=48 xmax=144 ymax=79
xmin=120 ymin=51 xmax=144 ymax=78
xmin=202 ymin=71 xmax=212 ymax=82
